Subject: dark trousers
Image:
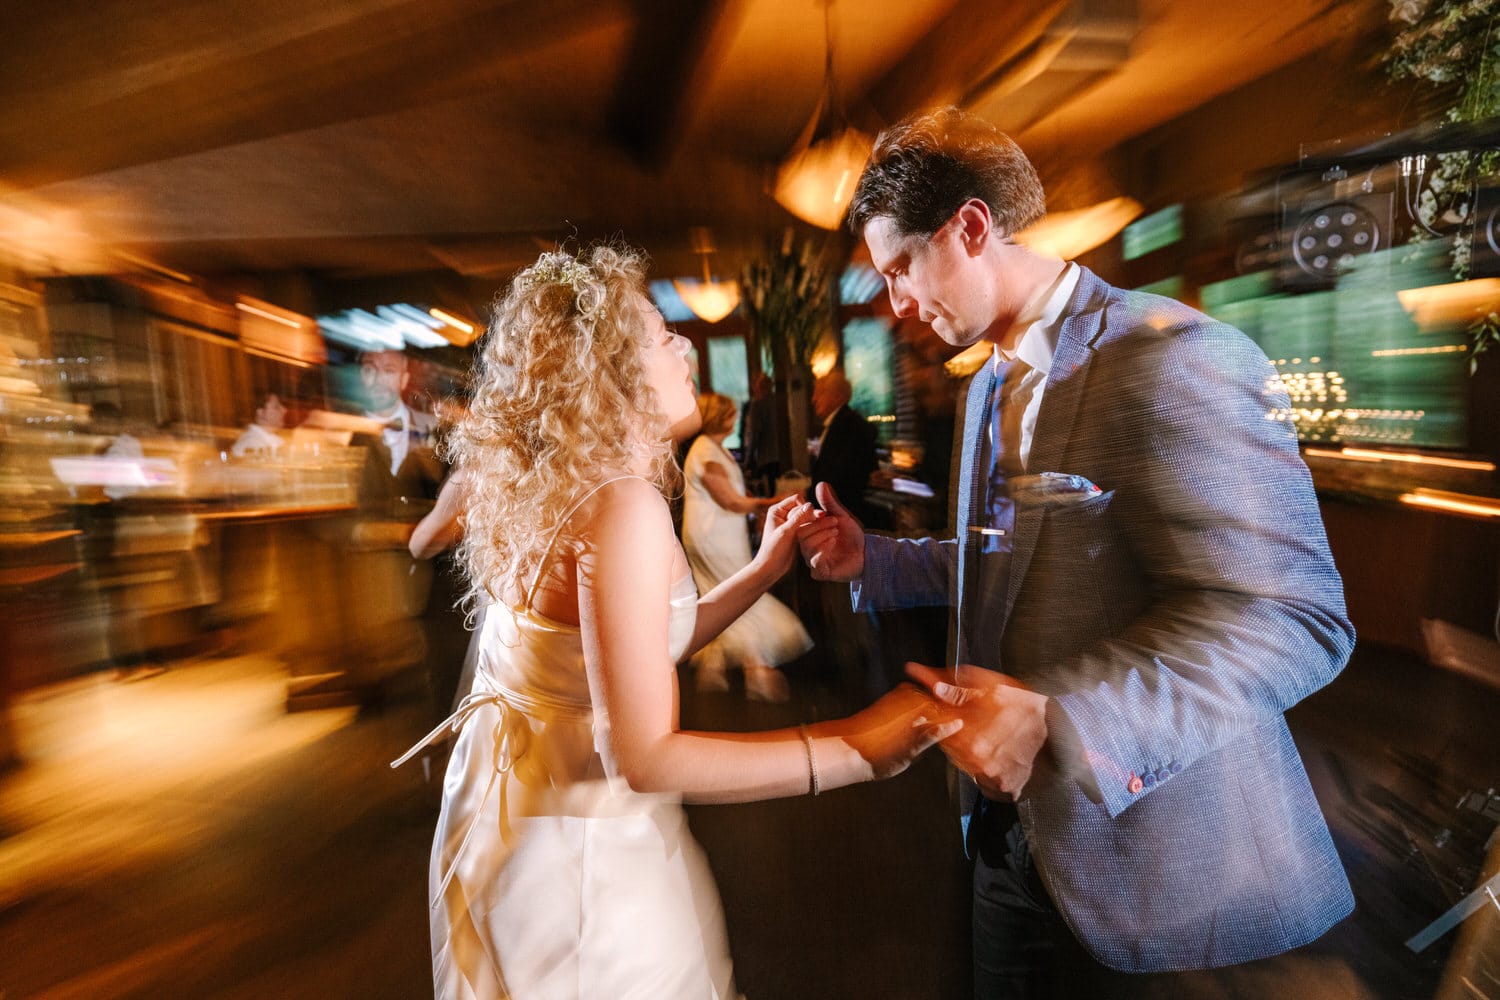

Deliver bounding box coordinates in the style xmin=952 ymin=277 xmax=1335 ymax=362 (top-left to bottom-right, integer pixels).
xmin=970 ymin=801 xmax=1351 ymax=1000
xmin=971 ymin=800 xmax=1106 ymax=999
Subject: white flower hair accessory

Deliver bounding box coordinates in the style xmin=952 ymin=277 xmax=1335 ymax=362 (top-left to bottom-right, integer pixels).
xmin=514 ymin=251 xmax=605 ymax=328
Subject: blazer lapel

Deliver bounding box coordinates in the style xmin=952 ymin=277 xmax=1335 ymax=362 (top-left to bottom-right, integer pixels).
xmin=1000 ymin=270 xmax=1110 ymax=629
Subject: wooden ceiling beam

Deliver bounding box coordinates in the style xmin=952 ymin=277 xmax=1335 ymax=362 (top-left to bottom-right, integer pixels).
xmin=604 ymin=0 xmax=747 ymax=169
xmin=862 ymin=0 xmax=1069 ymax=127
xmin=0 ymin=0 xmax=628 ymax=189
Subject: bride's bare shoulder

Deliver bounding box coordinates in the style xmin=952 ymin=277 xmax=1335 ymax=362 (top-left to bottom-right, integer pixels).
xmin=576 ymin=476 xmax=666 ymax=522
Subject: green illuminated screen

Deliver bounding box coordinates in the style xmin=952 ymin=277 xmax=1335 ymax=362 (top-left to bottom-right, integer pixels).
xmin=1201 ymin=243 xmax=1469 ymax=450
xmin=1122 ymin=204 xmax=1183 ymax=261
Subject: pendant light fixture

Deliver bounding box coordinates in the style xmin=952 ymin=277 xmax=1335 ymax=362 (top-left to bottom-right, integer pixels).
xmin=673 ymin=227 xmax=741 ymax=324
xmin=772 ymin=0 xmax=872 ymax=231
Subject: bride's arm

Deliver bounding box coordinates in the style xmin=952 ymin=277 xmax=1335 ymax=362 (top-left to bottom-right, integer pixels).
xmin=577 ymin=481 xmax=957 ymax=804
xmin=680 ymin=494 xmax=807 ymax=659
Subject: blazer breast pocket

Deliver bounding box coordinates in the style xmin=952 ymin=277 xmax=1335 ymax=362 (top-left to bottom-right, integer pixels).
xmin=1034 ymin=487 xmax=1132 ymax=635
xmin=1046 ymin=487 xmax=1114 ymax=517
xmin=1040 ymin=489 xmax=1116 ymax=546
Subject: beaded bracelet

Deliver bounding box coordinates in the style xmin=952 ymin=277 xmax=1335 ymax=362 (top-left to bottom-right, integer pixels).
xmin=799 ymin=724 xmax=820 ymax=797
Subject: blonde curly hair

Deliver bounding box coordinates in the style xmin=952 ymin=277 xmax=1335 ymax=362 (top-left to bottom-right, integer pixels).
xmin=448 ymin=244 xmax=679 ymax=610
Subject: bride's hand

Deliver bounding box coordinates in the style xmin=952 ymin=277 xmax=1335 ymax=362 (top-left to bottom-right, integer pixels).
xmin=753 ymin=496 xmax=817 ymax=579
xmin=841 ymin=684 xmax=963 ymax=781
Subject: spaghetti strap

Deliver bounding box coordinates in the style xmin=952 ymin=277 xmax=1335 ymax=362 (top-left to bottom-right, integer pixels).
xmin=522 ymin=474 xmax=651 ymax=612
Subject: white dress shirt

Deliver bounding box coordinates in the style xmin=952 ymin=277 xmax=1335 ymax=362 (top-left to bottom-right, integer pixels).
xmin=370 ymin=402 xmax=413 ymax=476
xmin=992 ymin=261 xmax=1080 ymax=471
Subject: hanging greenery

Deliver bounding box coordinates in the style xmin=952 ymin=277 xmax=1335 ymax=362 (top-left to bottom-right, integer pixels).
xmin=740 ymin=238 xmax=834 ymax=377
xmin=1384 ymin=0 xmax=1500 ymax=368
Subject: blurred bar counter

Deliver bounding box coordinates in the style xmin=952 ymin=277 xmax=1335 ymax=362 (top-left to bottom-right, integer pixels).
xmin=0 ymin=436 xmax=433 ymax=773
xmin=1307 ymin=449 xmax=1500 ymax=667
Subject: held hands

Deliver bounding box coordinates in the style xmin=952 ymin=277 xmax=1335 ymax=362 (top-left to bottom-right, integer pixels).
xmin=841 ymin=683 xmax=963 ymax=781
xmin=753 ymin=495 xmax=819 ymax=579
xmin=905 ymin=662 xmax=1049 ymax=800
xmin=796 ymin=483 xmax=865 ymax=581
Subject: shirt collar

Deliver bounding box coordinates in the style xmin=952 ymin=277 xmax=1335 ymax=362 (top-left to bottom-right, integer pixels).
xmin=992 ymin=261 xmax=1078 ymax=378
xmin=368 ymin=402 xmax=410 ymax=430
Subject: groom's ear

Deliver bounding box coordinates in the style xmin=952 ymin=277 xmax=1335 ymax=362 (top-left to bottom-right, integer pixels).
xmin=952 ymin=200 xmax=995 ymax=256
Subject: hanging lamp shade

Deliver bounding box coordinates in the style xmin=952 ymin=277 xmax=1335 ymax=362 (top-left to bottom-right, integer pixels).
xmin=674 ymin=229 xmax=740 ymax=323
xmin=770 ymin=0 xmax=871 ymax=231
xmin=773 ymin=127 xmax=872 ymax=230
xmin=672 ymin=276 xmax=741 ymax=323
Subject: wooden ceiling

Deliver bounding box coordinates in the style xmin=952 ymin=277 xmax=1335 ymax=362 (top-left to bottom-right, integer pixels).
xmin=0 ymin=0 xmax=1384 ymax=302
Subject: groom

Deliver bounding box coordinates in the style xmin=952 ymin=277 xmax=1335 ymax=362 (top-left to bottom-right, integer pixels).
xmin=799 ymin=107 xmax=1355 ymax=997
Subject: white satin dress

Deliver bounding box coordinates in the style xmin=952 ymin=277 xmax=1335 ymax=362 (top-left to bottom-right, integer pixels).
xmin=395 ymin=479 xmax=738 ymax=1000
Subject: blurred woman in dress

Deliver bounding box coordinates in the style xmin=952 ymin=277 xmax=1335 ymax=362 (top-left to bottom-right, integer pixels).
xmin=394 ymin=244 xmax=958 ymax=999
xmin=681 ymin=392 xmax=811 ymax=701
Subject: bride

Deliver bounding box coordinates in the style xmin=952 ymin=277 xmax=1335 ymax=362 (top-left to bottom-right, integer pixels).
xmin=394 ymin=245 xmax=958 ymax=999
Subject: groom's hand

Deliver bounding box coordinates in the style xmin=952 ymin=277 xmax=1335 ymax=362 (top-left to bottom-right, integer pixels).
xmin=905 ymin=662 xmax=1049 ymax=800
xmin=796 ymin=482 xmax=865 ymax=581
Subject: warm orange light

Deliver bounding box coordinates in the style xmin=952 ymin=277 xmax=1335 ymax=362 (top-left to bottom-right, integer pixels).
xmin=1339 ymin=447 xmax=1495 ymax=471
xmin=1395 ymin=278 xmax=1500 ymax=327
xmin=428 ymin=307 xmax=480 ymax=347
xmin=1399 ymin=489 xmax=1500 ymax=518
xmin=944 ymin=341 xmax=993 ymax=378
xmin=115 ymin=251 xmax=195 ymax=284
xmin=809 ymin=339 xmax=839 ymax=378
xmin=773 ymin=128 xmax=872 ymax=231
xmin=428 ymin=308 xmax=474 ymax=335
xmin=1370 ymin=344 xmax=1467 ymax=357
xmin=1304 ymin=447 xmax=1382 ymax=463
xmin=1015 ymin=197 xmax=1143 ymax=259
xmin=672 ymin=278 xmax=741 ymax=323
xmin=236 ymin=300 xmax=303 ymax=328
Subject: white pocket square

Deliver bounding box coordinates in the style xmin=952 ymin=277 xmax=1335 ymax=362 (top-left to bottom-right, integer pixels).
xmin=1009 ymin=472 xmax=1104 ymax=508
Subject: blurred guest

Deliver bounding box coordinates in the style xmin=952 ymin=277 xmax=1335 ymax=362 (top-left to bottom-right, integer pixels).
xmin=803 ymin=106 xmax=1356 ymax=997
xmin=351 ymin=348 xmax=444 ymax=562
xmin=808 ymin=370 xmax=879 ymax=526
xmin=912 ymin=361 xmax=961 ymax=510
xmin=807 ymin=370 xmax=884 ymax=704
xmin=84 ymin=403 xmax=213 ymax=681
xmin=286 ymin=351 xmax=443 ymax=710
xmin=229 ymin=392 xmax=287 ymax=459
xmin=359 ymin=348 xmax=438 ymax=480
xmin=739 ymin=370 xmax=779 ymax=495
xmin=409 ymin=465 xmax=479 ymax=718
xmin=682 ymin=392 xmax=811 ymax=702
xmin=393 ymin=245 xmax=954 ymax=999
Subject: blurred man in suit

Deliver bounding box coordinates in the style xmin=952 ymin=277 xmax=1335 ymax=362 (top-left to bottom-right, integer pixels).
xmin=288 ymin=350 xmax=445 ymax=711
xmin=359 ymin=348 xmax=441 ymax=489
xmin=806 ymin=369 xmax=887 ymax=704
xmin=808 ymin=370 xmax=878 ymax=526
xmin=800 ymin=107 xmax=1354 ymax=997
xmin=739 ymin=371 xmax=780 ymax=497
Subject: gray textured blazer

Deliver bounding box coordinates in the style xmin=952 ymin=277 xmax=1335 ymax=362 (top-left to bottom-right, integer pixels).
xmin=854 ymin=266 xmax=1355 ymax=972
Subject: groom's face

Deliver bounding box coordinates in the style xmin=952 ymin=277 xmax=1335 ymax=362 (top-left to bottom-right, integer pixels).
xmin=865 ymin=213 xmax=992 ymax=349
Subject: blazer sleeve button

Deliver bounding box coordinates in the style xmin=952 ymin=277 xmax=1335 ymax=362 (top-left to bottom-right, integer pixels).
xmin=1169 ymin=761 xmax=1183 ymax=774
xmin=1127 ymin=774 xmax=1144 ymax=794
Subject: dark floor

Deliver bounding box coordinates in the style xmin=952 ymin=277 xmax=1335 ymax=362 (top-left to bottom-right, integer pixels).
xmin=0 ymin=626 xmax=1496 ymax=999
